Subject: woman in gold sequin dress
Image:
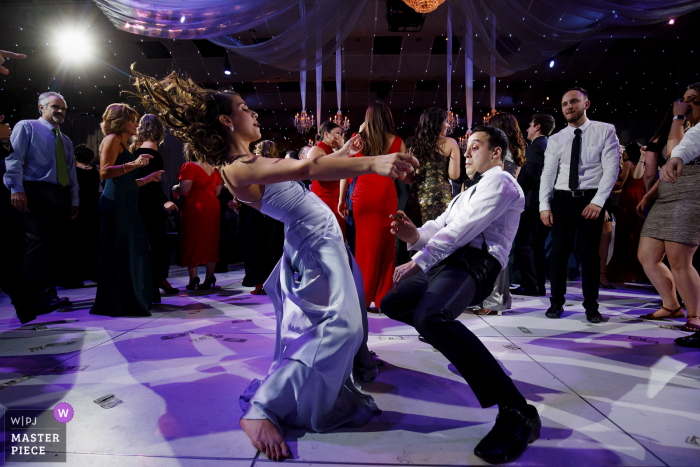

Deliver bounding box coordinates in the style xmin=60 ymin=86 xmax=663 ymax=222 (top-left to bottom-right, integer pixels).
xmin=406 ymin=108 xmax=461 ymax=227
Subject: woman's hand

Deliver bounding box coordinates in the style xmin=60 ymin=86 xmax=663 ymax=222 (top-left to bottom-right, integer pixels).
xmin=371 ymin=153 xmax=419 ymax=179
xmin=338 ymin=199 xmax=348 ymax=219
xmin=673 ymin=99 xmax=690 ymax=117
xmin=164 ymin=201 xmax=178 ymax=211
xmin=134 ymin=153 xmax=153 ymax=168
xmin=145 ymin=170 xmax=164 ymax=184
xmin=389 ymin=210 xmax=420 ymax=244
xmin=636 ymin=196 xmax=649 ymax=218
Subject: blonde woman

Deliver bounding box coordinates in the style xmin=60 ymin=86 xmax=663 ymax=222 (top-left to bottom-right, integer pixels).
xmin=90 ymin=104 xmax=163 ymax=317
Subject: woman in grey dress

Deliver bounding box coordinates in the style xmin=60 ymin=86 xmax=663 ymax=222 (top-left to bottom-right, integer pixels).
xmin=131 ymin=67 xmax=418 ymax=461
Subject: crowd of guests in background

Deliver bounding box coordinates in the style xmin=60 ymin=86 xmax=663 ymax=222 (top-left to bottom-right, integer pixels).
xmin=1 ymin=69 xmax=699 ymax=348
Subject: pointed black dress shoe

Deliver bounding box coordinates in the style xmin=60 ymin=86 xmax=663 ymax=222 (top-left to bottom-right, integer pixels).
xmin=586 ymin=310 xmax=603 ymax=323
xmin=474 ymin=405 xmax=541 ymax=464
xmin=511 ymin=287 xmax=539 ymax=297
xmin=545 ymin=305 xmax=564 ymax=319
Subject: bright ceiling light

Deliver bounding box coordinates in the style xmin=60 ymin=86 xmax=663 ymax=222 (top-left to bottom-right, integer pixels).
xmin=57 ymin=30 xmax=93 ymax=61
xmin=549 ymin=60 xmax=555 ymax=68
xmin=668 ymin=19 xmax=675 ymax=25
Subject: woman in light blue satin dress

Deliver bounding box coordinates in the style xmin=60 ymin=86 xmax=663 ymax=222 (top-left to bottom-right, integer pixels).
xmin=132 ymin=68 xmax=418 ymax=461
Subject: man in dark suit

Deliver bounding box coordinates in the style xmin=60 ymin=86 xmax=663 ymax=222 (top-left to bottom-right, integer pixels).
xmin=512 ymin=113 xmax=556 ymax=296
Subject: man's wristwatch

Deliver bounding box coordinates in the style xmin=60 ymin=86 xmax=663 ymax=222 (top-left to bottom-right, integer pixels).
xmin=674 ymin=114 xmax=686 ymax=121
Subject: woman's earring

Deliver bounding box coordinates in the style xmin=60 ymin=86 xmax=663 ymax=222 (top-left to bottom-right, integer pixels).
xmin=229 ymin=125 xmax=234 ymax=132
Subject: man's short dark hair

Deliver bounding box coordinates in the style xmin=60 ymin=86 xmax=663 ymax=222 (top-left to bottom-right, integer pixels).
xmin=74 ymin=143 xmax=95 ymax=165
xmin=471 ymin=125 xmax=509 ymax=162
xmin=562 ymin=86 xmax=589 ymax=100
xmin=531 ymin=113 xmax=556 ymax=136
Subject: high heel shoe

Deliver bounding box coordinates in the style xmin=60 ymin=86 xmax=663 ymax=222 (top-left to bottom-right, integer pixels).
xmin=186 ymin=277 xmax=200 ymax=290
xmin=159 ymin=280 xmax=179 ymax=294
xmin=198 ymin=276 xmax=216 ymax=290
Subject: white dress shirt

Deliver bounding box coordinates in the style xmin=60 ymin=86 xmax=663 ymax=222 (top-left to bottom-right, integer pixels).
xmin=409 ymin=166 xmax=525 ymax=271
xmin=539 ymin=118 xmax=620 ymax=211
xmin=670 ymin=124 xmax=700 ymax=165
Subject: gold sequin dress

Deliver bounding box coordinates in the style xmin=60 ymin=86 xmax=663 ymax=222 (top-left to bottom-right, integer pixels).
xmin=409 ymin=155 xmax=453 ymax=227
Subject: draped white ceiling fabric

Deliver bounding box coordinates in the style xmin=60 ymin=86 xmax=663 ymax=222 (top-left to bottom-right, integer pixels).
xmin=94 ymin=0 xmax=700 ymax=76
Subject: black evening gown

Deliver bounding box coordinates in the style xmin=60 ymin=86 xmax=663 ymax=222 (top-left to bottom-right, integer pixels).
xmin=238 ymin=203 xmax=284 ymax=287
xmin=65 ymin=166 xmax=101 ymax=283
xmin=91 ymin=144 xmax=153 ymax=317
xmin=135 ymin=147 xmax=170 ymax=284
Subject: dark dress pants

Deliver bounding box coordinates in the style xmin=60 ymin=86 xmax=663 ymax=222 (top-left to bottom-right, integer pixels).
xmin=514 ymin=211 xmax=549 ymax=293
xmin=22 ymin=182 xmax=71 ymax=299
xmin=549 ymin=191 xmax=605 ymax=312
xmin=380 ymin=246 xmax=527 ymax=410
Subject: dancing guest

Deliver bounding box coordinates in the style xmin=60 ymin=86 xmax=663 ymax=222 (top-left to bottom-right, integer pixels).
xmin=172 ymin=145 xmax=222 ymax=290
xmin=91 ymin=104 xmax=162 ymax=317
xmin=405 ymin=107 xmax=460 ymax=227
xmin=383 ymin=126 xmax=540 ymax=464
xmin=481 ymin=112 xmax=527 ymax=315
xmin=512 ymin=113 xmax=555 ymax=297
xmin=606 ymin=143 xmax=647 ymax=283
xmin=637 ymin=84 xmax=700 ymax=334
xmin=540 ymin=87 xmax=620 ymax=323
xmin=131 ymin=67 xmax=416 ymax=461
xmin=346 ymin=102 xmax=405 ymax=312
xmin=63 ymin=144 xmax=100 ymax=288
xmin=307 ymin=121 xmax=346 ymax=238
xmin=131 ymin=114 xmax=179 ymax=296
xmin=4 ymin=92 xmax=79 ymax=308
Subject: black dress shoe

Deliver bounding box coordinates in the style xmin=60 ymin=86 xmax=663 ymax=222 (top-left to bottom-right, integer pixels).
xmin=16 ymin=300 xmax=63 ymax=324
xmin=511 ymin=287 xmax=539 ymax=297
xmin=474 ymin=405 xmax=541 ymax=464
xmin=545 ymin=305 xmax=564 ymax=319
xmin=586 ymin=310 xmax=603 ymax=323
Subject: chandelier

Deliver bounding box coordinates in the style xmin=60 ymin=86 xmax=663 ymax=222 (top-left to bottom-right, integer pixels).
xmin=403 ymin=0 xmax=446 ymax=14
xmin=458 ymin=134 xmax=468 ymax=152
xmin=483 ymin=109 xmax=499 ymax=124
xmin=294 ymin=109 xmax=315 ymax=134
xmin=332 ymin=110 xmax=350 ymax=132
xmin=445 ymin=110 xmax=459 ymax=136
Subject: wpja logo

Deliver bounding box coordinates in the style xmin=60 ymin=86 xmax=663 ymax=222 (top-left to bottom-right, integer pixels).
xmin=3 ymin=404 xmax=72 ymax=463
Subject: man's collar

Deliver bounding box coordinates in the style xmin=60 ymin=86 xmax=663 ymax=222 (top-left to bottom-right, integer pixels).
xmin=37 ymin=117 xmax=58 ymax=131
xmin=567 ymin=117 xmax=590 ymax=133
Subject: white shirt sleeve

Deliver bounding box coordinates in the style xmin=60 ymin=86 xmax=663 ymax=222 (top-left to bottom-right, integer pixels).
xmin=538 ymin=136 xmax=560 ymax=212
xmin=407 ymin=203 xmax=451 ymax=251
xmin=669 ymin=124 xmax=700 ymax=165
xmin=411 ymin=175 xmax=519 ymax=272
xmin=591 ymin=124 xmax=621 ymax=208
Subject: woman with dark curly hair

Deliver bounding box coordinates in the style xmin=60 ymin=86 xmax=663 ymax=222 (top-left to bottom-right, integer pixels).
xmin=406 ymin=107 xmax=461 ymax=227
xmin=130 ymin=66 xmax=417 ymax=460
xmin=90 ymin=104 xmax=164 ymax=317
xmin=131 ymin=114 xmax=180 ymax=297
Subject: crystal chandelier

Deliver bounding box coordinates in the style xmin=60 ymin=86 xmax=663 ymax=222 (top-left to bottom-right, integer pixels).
xmin=445 ymin=110 xmax=459 ymax=136
xmin=332 ymin=110 xmax=350 ymax=132
xmin=403 ymin=0 xmax=446 ymax=14
xmin=458 ymin=134 xmax=468 ymax=152
xmin=294 ymin=109 xmax=315 ymax=134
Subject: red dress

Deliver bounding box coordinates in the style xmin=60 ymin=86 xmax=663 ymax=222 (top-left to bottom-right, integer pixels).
xmin=352 ymin=136 xmax=401 ymax=309
xmin=310 ymin=141 xmax=346 ymax=239
xmin=608 ymin=177 xmax=647 ymax=283
xmin=178 ymin=162 xmax=221 ymax=267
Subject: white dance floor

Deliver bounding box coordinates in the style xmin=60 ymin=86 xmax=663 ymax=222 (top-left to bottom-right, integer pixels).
xmin=1 ymin=265 xmax=699 ymax=466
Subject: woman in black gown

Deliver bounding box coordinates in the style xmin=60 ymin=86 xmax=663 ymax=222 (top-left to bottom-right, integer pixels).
xmin=90 ymin=104 xmax=163 ymax=317
xmin=131 ymin=114 xmax=180 ymax=298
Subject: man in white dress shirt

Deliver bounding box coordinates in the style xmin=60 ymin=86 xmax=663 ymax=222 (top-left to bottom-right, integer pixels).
xmin=382 ymin=126 xmax=540 ymax=464
xmin=539 ymin=87 xmax=620 ymax=322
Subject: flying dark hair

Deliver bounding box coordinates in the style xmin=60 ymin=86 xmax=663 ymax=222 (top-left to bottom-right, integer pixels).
xmin=471 ymin=125 xmax=509 ymax=161
xmin=562 ymin=86 xmax=589 ymax=100
xmin=531 ymin=113 xmax=556 ymax=136
xmin=360 ymin=101 xmax=397 ymax=157
xmin=130 ymin=64 xmax=240 ymax=165
xmin=486 ymin=112 xmax=526 ymax=167
xmin=406 ymin=107 xmax=448 ymax=163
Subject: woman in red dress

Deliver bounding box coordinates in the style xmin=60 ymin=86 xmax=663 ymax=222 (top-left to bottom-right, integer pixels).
xmin=173 ymin=147 xmax=222 ymax=290
xmin=307 ymin=121 xmax=346 ymax=238
xmin=346 ymin=101 xmax=405 ymax=312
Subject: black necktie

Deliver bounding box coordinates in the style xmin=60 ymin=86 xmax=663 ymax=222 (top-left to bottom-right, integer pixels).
xmin=569 ymin=128 xmax=582 ymax=190
xmin=464 ymin=171 xmax=482 ymax=189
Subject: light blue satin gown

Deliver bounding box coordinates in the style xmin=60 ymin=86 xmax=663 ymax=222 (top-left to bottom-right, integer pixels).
xmin=239 ymin=181 xmax=379 ymax=433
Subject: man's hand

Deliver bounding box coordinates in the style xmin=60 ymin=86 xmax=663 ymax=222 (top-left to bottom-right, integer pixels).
xmin=227 ymin=198 xmax=241 ymax=213
xmin=338 ymin=199 xmax=348 ymax=219
xmin=11 ymin=192 xmax=27 ymax=212
xmin=540 ymin=210 xmax=553 ymax=227
xmin=673 ymin=99 xmax=690 ymax=117
xmin=0 ymin=115 xmax=11 ymax=141
xmin=389 ymin=210 xmax=420 ymax=244
xmin=581 ymin=203 xmax=602 ymax=220
xmin=660 ymin=158 xmax=684 ymax=184
xmin=70 ymin=206 xmax=79 ymax=219
xmin=164 ymin=201 xmax=178 ymax=211
xmin=0 ymin=50 xmax=27 ymax=75
xmin=393 ymin=260 xmax=420 ymax=289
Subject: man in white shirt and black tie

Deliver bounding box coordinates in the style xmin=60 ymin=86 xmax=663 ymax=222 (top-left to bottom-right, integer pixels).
xmin=383 ymin=126 xmax=540 ymax=464
xmin=539 ymin=87 xmax=620 ymax=323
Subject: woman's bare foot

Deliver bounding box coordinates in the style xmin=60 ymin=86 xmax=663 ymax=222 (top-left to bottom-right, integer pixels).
xmin=240 ymin=418 xmax=291 ymax=461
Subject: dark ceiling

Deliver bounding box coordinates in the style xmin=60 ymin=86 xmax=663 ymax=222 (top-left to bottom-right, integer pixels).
xmin=2 ymin=0 xmax=699 ymax=150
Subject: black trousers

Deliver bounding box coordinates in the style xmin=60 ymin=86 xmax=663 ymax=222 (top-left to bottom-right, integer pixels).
xmin=380 ymin=246 xmax=527 ymax=409
xmin=22 ymin=182 xmax=71 ymax=297
xmin=514 ymin=211 xmax=549 ymax=293
xmin=550 ymin=190 xmax=605 ymax=312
